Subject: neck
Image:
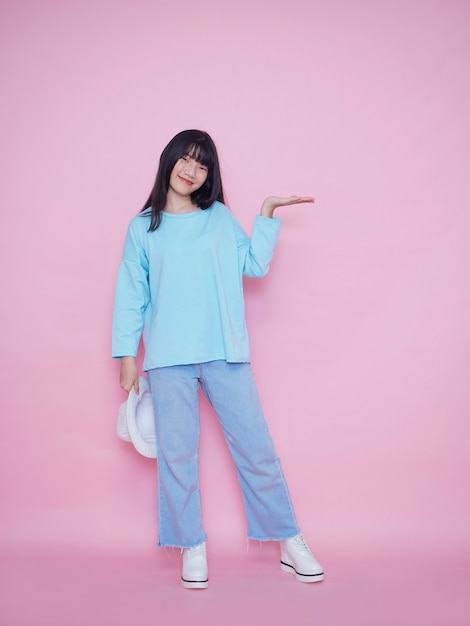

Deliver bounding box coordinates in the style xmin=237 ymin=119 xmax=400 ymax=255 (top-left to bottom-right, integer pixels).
xmin=164 ymin=190 xmax=199 ymax=214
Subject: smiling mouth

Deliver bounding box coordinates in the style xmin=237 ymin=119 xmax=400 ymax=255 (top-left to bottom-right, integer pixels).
xmin=179 ymin=176 xmax=194 ymax=185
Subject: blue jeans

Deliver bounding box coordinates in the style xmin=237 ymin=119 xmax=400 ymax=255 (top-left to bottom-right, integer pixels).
xmin=147 ymin=361 xmax=300 ymax=548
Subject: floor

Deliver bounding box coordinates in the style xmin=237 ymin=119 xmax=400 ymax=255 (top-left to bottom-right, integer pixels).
xmin=1 ymin=543 xmax=469 ymax=626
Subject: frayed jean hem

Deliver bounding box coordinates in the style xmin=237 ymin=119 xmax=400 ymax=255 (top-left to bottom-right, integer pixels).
xmin=158 ymin=536 xmax=208 ymax=550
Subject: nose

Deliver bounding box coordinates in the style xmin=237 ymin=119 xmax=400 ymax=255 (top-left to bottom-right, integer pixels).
xmin=183 ymin=160 xmax=197 ymax=177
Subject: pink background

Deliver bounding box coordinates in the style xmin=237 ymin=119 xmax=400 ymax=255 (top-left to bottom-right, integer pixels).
xmin=1 ymin=0 xmax=469 ymax=624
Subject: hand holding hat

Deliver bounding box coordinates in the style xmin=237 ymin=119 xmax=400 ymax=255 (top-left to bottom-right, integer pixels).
xmin=116 ymin=376 xmax=157 ymax=458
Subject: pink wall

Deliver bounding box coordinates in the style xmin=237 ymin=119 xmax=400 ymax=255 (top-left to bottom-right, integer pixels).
xmin=1 ymin=0 xmax=469 ymax=558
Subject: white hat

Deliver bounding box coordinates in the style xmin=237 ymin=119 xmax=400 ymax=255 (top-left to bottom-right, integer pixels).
xmin=116 ymin=376 xmax=157 ymax=458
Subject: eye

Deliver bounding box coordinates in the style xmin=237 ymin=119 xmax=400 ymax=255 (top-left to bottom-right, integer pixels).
xmin=199 ymin=165 xmax=208 ymax=172
xmin=181 ymin=155 xmax=189 ymax=162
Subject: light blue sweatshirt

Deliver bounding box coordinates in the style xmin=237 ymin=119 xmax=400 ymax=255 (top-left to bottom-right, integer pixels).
xmin=112 ymin=201 xmax=281 ymax=370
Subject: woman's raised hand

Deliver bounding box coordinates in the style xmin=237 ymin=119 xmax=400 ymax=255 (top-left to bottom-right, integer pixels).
xmin=260 ymin=196 xmax=315 ymax=218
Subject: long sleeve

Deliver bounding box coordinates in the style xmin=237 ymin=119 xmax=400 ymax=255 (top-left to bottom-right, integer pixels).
xmin=112 ymin=218 xmax=150 ymax=358
xmin=233 ymin=214 xmax=282 ymax=278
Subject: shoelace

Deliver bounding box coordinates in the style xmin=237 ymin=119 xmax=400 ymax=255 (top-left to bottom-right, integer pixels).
xmin=290 ymin=534 xmax=312 ymax=554
xmin=182 ymin=543 xmax=205 ymax=560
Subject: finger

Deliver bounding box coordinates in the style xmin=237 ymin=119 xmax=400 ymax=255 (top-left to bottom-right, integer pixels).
xmin=292 ymin=196 xmax=314 ymax=203
xmin=281 ymin=196 xmax=314 ymax=206
xmin=134 ymin=378 xmax=140 ymax=395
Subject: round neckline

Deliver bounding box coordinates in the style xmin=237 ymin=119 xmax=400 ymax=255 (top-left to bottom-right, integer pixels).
xmin=162 ymin=208 xmax=206 ymax=218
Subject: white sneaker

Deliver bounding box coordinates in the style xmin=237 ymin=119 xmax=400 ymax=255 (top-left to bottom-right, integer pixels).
xmin=280 ymin=534 xmax=324 ymax=583
xmin=181 ymin=542 xmax=209 ymax=589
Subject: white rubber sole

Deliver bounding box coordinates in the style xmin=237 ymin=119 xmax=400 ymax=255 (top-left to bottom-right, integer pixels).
xmin=181 ymin=577 xmax=209 ymax=589
xmin=281 ymin=561 xmax=324 ymax=583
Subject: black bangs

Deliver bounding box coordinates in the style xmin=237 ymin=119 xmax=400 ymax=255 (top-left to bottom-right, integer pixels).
xmin=184 ymin=142 xmax=213 ymax=168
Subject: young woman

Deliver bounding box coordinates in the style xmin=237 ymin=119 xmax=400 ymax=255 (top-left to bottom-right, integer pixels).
xmin=112 ymin=129 xmax=324 ymax=588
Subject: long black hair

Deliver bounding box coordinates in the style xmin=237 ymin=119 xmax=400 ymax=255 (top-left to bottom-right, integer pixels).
xmin=141 ymin=129 xmax=226 ymax=231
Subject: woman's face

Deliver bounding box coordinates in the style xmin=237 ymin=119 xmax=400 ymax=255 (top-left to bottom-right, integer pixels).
xmin=169 ymin=155 xmax=208 ymax=198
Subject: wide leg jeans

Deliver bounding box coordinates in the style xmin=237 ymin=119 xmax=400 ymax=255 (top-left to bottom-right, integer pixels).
xmin=147 ymin=361 xmax=300 ymax=548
